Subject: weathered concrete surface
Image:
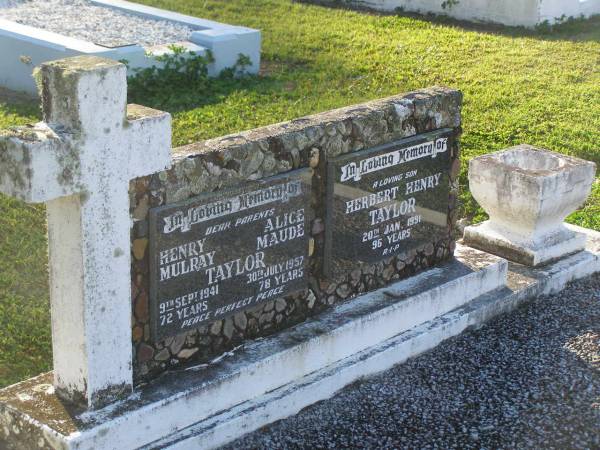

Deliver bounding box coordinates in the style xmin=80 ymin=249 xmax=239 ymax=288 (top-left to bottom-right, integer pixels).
xmin=0 ymin=243 xmax=507 ymax=450
xmin=0 ymin=55 xmax=172 ymax=409
xmin=226 ymin=273 xmax=600 ymax=450
xmin=465 ymin=145 xmax=596 ymax=266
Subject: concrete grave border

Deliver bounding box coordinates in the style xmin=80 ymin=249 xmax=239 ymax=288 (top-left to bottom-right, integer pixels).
xmin=0 ymin=0 xmax=261 ymax=94
xmin=0 ymin=244 xmax=507 ymax=449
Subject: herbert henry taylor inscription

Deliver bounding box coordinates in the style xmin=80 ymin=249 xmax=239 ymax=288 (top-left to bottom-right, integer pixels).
xmin=149 ymin=169 xmax=312 ymax=340
xmin=326 ymin=129 xmax=453 ymax=278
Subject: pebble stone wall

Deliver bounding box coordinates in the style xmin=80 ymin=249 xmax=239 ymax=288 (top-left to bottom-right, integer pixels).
xmin=129 ymin=86 xmax=463 ymax=383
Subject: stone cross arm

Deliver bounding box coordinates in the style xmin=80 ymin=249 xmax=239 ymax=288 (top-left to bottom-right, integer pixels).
xmin=0 ymin=103 xmax=170 ymax=203
xmin=0 ymin=56 xmax=172 ymax=409
xmin=0 ymin=125 xmax=74 ymax=203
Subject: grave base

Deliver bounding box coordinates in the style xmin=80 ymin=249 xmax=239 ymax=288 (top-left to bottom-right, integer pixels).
xmin=464 ymin=221 xmax=587 ymax=267
xmin=1 ymin=226 xmax=599 ymax=450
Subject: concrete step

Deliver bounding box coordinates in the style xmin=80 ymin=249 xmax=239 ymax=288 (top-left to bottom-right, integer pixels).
xmin=2 ymin=226 xmax=598 ymax=450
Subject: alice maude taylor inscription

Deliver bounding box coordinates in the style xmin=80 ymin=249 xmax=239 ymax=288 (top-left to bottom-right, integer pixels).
xmin=325 ymin=129 xmax=453 ymax=278
xmin=149 ymin=169 xmax=312 ymax=339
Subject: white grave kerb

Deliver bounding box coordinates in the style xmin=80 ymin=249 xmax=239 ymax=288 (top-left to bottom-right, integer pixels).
xmin=0 ymin=56 xmax=172 ymax=409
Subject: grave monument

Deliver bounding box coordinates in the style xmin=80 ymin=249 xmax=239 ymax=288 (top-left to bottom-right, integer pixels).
xmin=0 ymin=55 xmax=598 ymax=449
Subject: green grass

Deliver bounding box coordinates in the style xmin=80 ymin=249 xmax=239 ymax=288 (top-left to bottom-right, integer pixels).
xmin=0 ymin=0 xmax=598 ymax=387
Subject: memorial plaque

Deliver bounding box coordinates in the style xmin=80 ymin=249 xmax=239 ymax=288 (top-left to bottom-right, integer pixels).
xmin=325 ymin=129 xmax=453 ymax=278
xmin=149 ymin=169 xmax=312 ymax=340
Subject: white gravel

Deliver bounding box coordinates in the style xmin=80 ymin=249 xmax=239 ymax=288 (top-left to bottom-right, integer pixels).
xmin=0 ymin=0 xmax=195 ymax=48
xmin=225 ymin=274 xmax=600 ymax=449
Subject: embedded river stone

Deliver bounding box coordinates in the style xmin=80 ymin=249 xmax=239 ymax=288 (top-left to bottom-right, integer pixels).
xmin=325 ymin=129 xmax=453 ymax=278
xmin=149 ymin=168 xmax=312 ymax=340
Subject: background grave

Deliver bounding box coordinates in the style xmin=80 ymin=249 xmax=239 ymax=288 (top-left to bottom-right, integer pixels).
xmin=0 ymin=0 xmax=261 ymax=94
xmin=301 ymin=0 xmax=600 ymax=28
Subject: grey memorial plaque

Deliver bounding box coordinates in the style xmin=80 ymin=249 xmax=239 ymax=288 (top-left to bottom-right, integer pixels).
xmin=149 ymin=169 xmax=312 ymax=340
xmin=325 ymin=129 xmax=453 ymax=278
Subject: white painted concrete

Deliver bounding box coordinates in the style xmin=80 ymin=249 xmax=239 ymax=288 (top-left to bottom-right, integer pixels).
xmin=338 ymin=0 xmax=600 ymax=27
xmin=0 ymin=0 xmax=260 ymax=94
xmin=532 ymin=225 xmax=600 ymax=295
xmin=539 ymin=0 xmax=600 ymax=23
xmin=465 ymin=145 xmax=596 ymax=266
xmin=92 ymin=0 xmax=261 ymax=75
xmin=0 ymin=56 xmax=172 ymax=408
xmin=464 ymin=220 xmax=587 ymax=266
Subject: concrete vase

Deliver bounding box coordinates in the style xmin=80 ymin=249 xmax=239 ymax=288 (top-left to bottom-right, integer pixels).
xmin=464 ymin=145 xmax=596 ymax=266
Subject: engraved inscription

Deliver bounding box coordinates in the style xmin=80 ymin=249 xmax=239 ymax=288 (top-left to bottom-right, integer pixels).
xmin=149 ymin=169 xmax=312 ymax=340
xmin=325 ymin=130 xmax=452 ymax=278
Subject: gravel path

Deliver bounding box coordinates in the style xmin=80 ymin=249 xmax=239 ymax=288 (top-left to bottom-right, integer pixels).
xmin=0 ymin=0 xmax=194 ymax=48
xmin=225 ymin=274 xmax=600 ymax=449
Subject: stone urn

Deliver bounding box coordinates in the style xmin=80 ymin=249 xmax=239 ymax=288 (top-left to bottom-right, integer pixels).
xmin=464 ymin=145 xmax=596 ymax=266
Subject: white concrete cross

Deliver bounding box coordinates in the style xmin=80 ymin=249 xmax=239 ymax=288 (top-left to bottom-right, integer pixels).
xmin=0 ymin=56 xmax=172 ymax=408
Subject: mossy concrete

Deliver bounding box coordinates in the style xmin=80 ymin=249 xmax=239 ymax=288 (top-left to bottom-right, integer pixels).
xmin=0 ymin=55 xmax=172 ymax=410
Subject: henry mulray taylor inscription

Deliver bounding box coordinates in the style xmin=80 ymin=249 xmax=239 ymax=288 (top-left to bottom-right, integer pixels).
xmin=149 ymin=169 xmax=312 ymax=340
xmin=325 ymin=129 xmax=453 ymax=278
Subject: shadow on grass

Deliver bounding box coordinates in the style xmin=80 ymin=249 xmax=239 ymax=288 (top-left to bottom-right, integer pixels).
xmin=0 ymin=57 xmax=313 ymax=124
xmin=125 ymin=55 xmax=315 ymax=116
xmin=1 ymin=75 xmax=282 ymax=128
xmin=0 ymin=87 xmax=40 ymax=124
xmin=297 ymin=0 xmax=600 ymax=43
